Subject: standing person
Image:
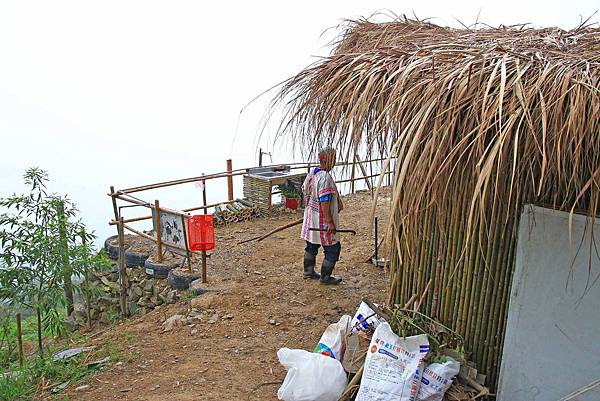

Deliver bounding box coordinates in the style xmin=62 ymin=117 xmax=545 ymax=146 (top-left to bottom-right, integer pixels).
xmin=300 ymin=146 xmax=343 ymax=285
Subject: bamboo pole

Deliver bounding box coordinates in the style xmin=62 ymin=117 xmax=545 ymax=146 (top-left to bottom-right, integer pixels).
xmin=154 ymin=200 xmax=163 ymax=263
xmin=227 ymin=159 xmax=234 ymax=201
xmin=354 ymin=153 xmax=373 ymax=191
xmin=350 ymin=155 xmax=356 ymax=193
xmin=479 ymin=190 xmax=505 ymax=368
xmin=482 ymin=210 xmax=510 ymax=381
xmin=57 ymin=200 xmax=74 ymax=316
xmin=431 ymin=257 xmax=442 ymax=319
xmin=457 ymin=209 xmax=479 ymax=335
xmin=445 ymin=190 xmax=466 ymax=325
xmin=114 ymin=158 xmax=395 ymax=195
xmin=118 ymin=216 xmax=128 ymax=319
xmin=109 ymin=199 xmax=238 ymax=226
xmin=472 ymin=194 xmax=499 ymax=359
xmin=466 ymin=221 xmax=485 ymax=353
xmin=16 ymin=313 xmax=24 ymax=367
xmin=336 ymin=172 xmax=392 ymax=185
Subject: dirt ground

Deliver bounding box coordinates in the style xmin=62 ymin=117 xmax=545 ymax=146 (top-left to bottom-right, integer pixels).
xmin=57 ymin=190 xmax=392 ymax=401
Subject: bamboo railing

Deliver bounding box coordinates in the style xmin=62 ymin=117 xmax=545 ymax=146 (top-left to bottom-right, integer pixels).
xmin=108 ymin=157 xmax=395 ymax=286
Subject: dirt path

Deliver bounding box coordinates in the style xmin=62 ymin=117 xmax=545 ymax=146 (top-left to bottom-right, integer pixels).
xmin=58 ymin=191 xmax=391 ymax=401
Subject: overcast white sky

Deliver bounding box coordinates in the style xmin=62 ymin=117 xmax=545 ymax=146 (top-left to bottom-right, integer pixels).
xmin=0 ymin=0 xmax=597 ymax=243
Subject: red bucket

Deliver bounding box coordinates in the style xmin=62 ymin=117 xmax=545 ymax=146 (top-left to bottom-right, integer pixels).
xmin=187 ymin=215 xmax=215 ymax=251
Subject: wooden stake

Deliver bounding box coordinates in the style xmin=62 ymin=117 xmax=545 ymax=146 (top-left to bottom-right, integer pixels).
xmin=202 ymin=182 xmax=208 ymax=283
xmin=226 ymin=159 xmax=233 ymax=201
xmin=154 ymin=200 xmax=163 ymax=263
xmin=82 ymin=232 xmax=92 ymax=329
xmin=16 ymin=313 xmax=24 ymax=367
xmin=118 ymin=216 xmax=128 ymax=318
xmin=110 ymin=185 xmax=119 ymax=221
xmin=201 ymin=251 xmax=207 ymax=284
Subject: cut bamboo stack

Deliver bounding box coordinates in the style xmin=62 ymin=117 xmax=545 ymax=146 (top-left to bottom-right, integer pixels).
xmin=213 ymin=199 xmax=263 ymax=225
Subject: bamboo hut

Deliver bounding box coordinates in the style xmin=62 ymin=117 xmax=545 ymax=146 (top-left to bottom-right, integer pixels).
xmin=273 ymin=17 xmax=600 ymax=390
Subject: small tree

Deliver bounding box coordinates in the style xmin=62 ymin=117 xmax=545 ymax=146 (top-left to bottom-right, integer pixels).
xmin=0 ymin=168 xmax=105 ymax=357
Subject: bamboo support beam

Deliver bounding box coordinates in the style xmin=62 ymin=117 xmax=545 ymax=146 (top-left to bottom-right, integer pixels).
xmin=122 ymin=223 xmax=195 ymax=254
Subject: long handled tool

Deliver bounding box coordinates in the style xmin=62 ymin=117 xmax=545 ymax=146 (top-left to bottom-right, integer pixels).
xmin=309 ymin=228 xmax=356 ymax=235
xmin=238 ymin=218 xmax=303 ymax=244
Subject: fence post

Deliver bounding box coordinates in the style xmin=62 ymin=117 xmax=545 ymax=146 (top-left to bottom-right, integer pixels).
xmin=110 ymin=186 xmax=118 ymax=221
xmin=118 ymin=216 xmax=128 ymax=318
xmin=202 ymin=176 xmax=208 ymax=283
xmin=81 ymin=231 xmax=92 ymax=329
xmin=227 ymin=159 xmax=233 ymax=201
xmin=154 ymin=200 xmax=163 ymax=263
xmin=16 ymin=313 xmax=24 ymax=367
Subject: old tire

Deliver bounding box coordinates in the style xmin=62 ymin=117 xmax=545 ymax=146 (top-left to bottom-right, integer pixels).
xmin=168 ymin=269 xmax=202 ymax=290
xmin=144 ymin=258 xmax=180 ymax=279
xmin=104 ymin=235 xmax=127 ymax=260
xmin=124 ymin=249 xmax=149 ymax=267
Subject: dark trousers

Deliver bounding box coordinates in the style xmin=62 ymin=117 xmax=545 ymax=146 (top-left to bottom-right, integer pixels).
xmin=305 ymin=241 xmax=341 ymax=262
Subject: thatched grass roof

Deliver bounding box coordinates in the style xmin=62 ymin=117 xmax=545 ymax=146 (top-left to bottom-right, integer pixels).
xmin=272 ymin=17 xmax=599 ymax=387
xmin=274 ymin=17 xmax=600 ymax=227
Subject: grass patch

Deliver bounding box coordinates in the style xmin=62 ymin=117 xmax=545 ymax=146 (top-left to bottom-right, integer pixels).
xmin=0 ymin=333 xmax=129 ymax=401
xmin=180 ymin=289 xmax=197 ymax=303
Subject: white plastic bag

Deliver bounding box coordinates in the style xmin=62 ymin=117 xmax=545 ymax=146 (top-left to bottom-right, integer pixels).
xmin=356 ymin=322 xmax=430 ymax=401
xmin=314 ymin=315 xmax=351 ymax=361
xmin=416 ymin=358 xmax=460 ymax=401
xmin=350 ymin=302 xmax=381 ymax=333
xmin=277 ymin=348 xmax=348 ymax=401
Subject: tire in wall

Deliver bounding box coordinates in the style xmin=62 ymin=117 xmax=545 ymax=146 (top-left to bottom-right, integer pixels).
xmin=124 ymin=249 xmax=149 ymax=267
xmin=103 ymin=235 xmax=127 ymax=260
xmin=167 ymin=268 xmax=202 ymax=290
xmin=144 ymin=258 xmax=180 ymax=279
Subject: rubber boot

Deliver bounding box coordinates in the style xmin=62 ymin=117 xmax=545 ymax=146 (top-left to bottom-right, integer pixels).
xmin=303 ymin=252 xmax=320 ymax=279
xmin=319 ymin=259 xmax=342 ymax=285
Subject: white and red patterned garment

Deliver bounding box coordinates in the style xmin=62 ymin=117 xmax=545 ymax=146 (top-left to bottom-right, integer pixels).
xmin=300 ymin=168 xmax=340 ymax=246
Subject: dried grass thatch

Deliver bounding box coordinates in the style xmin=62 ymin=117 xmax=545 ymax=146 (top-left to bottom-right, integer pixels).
xmin=272 ymin=16 xmax=600 ymax=389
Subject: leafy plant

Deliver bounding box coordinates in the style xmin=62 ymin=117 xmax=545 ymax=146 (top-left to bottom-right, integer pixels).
xmin=0 ymin=168 xmax=103 ymax=357
xmin=276 ymin=180 xmax=302 ymax=199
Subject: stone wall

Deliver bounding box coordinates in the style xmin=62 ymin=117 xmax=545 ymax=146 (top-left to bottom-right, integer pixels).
xmin=66 ymin=267 xmax=180 ymax=330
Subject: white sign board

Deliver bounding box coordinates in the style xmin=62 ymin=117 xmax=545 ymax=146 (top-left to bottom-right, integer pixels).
xmin=151 ymin=209 xmax=189 ymax=255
